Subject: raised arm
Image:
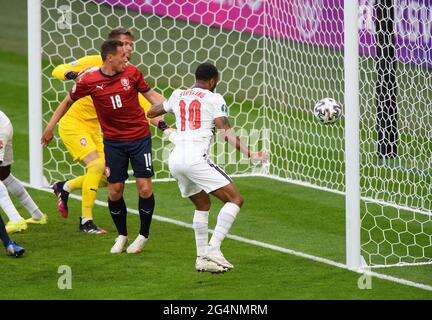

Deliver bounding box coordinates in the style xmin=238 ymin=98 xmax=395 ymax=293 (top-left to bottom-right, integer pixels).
xmin=52 ymin=55 xmax=102 ymax=81
xmin=214 ymin=116 xmax=268 ymax=161
xmin=41 ymin=94 xmax=75 ymax=146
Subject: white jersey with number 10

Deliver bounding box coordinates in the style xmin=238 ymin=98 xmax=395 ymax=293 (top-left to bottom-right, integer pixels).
xmin=163 ymin=87 xmax=228 ymax=156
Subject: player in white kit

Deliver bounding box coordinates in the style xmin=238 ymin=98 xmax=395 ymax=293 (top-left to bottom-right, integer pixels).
xmin=147 ymin=63 xmax=267 ymax=273
xmin=0 ymin=110 xmax=47 ymax=234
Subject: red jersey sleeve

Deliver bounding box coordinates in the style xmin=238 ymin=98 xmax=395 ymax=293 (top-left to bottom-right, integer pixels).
xmin=69 ymin=77 xmax=91 ymax=101
xmin=133 ymin=66 xmax=151 ymax=93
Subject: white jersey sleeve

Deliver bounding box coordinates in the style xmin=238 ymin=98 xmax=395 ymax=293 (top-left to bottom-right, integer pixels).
xmin=0 ymin=111 xmax=11 ymax=128
xmin=210 ymin=93 xmax=228 ymax=119
xmin=163 ymin=89 xmax=181 ymax=113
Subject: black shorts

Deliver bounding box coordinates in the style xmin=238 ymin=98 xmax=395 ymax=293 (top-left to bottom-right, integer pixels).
xmin=104 ymin=136 xmax=154 ymax=183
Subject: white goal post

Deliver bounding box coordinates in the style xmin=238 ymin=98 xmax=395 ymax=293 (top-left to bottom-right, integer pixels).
xmin=344 ymin=0 xmax=361 ymax=270
xmin=28 ymin=0 xmax=431 ymax=270
xmin=28 ymin=0 xmax=44 ymax=189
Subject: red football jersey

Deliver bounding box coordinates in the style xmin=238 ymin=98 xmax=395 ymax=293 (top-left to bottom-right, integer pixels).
xmin=69 ymin=64 xmax=151 ymax=141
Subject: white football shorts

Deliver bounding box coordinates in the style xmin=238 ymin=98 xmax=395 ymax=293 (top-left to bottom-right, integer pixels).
xmin=0 ymin=123 xmax=14 ymax=167
xmin=169 ymin=147 xmax=232 ymax=198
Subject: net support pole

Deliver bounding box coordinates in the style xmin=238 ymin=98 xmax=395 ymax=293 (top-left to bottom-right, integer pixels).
xmin=375 ymin=0 xmax=398 ymax=159
xmin=28 ymin=0 xmax=44 ymax=188
xmin=344 ymin=0 xmax=361 ymax=271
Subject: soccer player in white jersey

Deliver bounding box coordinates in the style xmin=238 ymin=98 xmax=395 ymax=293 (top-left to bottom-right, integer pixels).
xmin=0 ymin=110 xmax=47 ymax=233
xmin=147 ymin=63 xmax=267 ymax=273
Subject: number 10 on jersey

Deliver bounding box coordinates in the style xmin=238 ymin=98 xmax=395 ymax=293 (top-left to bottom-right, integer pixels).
xmin=179 ymin=99 xmax=201 ymax=131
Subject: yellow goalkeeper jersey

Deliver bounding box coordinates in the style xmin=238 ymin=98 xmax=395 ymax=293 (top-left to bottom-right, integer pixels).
xmin=52 ymin=55 xmax=152 ymax=132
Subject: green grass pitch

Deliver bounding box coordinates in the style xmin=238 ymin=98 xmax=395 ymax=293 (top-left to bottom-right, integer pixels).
xmin=0 ymin=0 xmax=431 ymax=299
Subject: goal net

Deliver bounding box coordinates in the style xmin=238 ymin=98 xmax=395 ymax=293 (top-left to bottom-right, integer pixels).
xmin=38 ymin=0 xmax=431 ymax=268
xmin=264 ymin=0 xmax=431 ymax=268
xmin=41 ymin=0 xmax=267 ymax=183
xmin=359 ymin=0 xmax=432 ymax=267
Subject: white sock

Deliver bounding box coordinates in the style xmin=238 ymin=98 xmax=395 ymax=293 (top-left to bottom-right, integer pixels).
xmin=81 ymin=217 xmax=92 ymax=225
xmin=209 ymin=202 xmax=240 ymax=249
xmin=193 ymin=210 xmax=209 ymax=257
xmin=3 ymin=174 xmax=43 ymax=219
xmin=0 ymin=180 xmax=22 ymax=222
xmin=63 ymin=182 xmax=71 ymax=192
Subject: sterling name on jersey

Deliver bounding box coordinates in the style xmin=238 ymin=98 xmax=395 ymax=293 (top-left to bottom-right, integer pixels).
xmin=163 ymin=87 xmax=228 ymax=160
xmin=70 ymin=64 xmax=151 ymax=141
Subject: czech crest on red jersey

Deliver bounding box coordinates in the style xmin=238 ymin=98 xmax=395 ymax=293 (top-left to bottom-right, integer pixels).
xmin=121 ymin=77 xmax=131 ymax=91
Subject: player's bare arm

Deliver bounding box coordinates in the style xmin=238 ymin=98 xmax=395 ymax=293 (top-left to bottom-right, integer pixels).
xmin=41 ymin=94 xmax=75 ymax=146
xmin=145 ymin=105 xmax=168 ymax=129
xmin=146 ymin=104 xmax=175 ymax=134
xmin=146 ymin=103 xmax=167 ymax=118
xmin=142 ymin=90 xmax=175 ymax=133
xmin=148 ymin=114 xmax=163 ymax=126
xmin=214 ymin=116 xmax=268 ymax=162
xmin=142 ymin=88 xmax=165 ymax=106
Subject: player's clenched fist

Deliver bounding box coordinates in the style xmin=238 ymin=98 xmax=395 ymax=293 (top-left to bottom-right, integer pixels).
xmin=41 ymin=127 xmax=54 ymax=146
xmin=250 ymin=151 xmax=268 ymax=162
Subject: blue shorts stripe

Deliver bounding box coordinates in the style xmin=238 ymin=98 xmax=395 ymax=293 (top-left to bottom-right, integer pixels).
xmin=207 ymin=160 xmax=232 ymax=183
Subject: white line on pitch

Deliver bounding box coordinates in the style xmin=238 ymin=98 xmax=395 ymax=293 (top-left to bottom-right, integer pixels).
xmin=25 ymin=183 xmax=432 ymax=292
xmin=138 ymin=174 xmax=432 ymax=217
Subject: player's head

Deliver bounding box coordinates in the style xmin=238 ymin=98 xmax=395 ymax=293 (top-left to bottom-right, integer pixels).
xmin=195 ymin=63 xmax=219 ymax=92
xmin=101 ymin=40 xmax=127 ymax=73
xmin=107 ymin=27 xmax=134 ymax=60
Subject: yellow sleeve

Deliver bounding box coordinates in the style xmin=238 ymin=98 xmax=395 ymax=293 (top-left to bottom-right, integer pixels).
xmin=138 ymin=93 xmax=152 ymax=121
xmin=51 ymin=55 xmax=103 ymax=80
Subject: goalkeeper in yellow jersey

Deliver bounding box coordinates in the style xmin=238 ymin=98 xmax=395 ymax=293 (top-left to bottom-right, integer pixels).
xmin=49 ymin=27 xmax=170 ymax=234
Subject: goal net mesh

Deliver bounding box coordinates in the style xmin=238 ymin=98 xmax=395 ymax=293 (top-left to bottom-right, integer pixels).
xmin=40 ymin=0 xmax=431 ymax=267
